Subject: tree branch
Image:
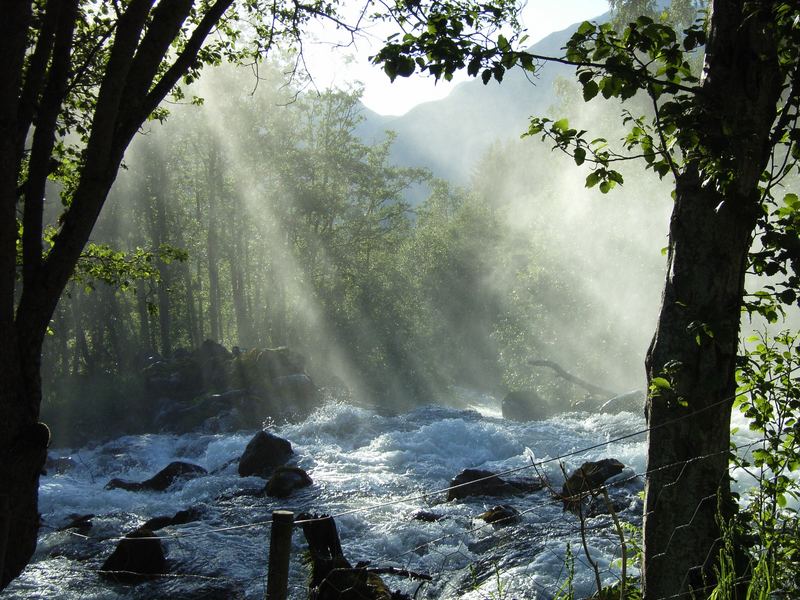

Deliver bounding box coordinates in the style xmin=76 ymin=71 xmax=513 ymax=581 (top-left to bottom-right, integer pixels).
xmin=128 ymin=0 xmax=236 ymax=136
xmin=16 ymin=0 xmax=60 ymax=154
xmin=521 ymin=51 xmax=698 ymax=95
xmin=23 ymin=0 xmax=80 ymax=289
xmin=119 ymin=0 xmax=194 ymax=115
xmin=0 ymin=0 xmax=34 ymax=326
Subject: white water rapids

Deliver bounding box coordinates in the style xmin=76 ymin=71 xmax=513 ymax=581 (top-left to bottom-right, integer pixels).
xmin=5 ymin=396 xmax=649 ymax=599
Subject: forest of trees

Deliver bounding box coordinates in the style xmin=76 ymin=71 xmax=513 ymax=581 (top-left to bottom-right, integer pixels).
xmin=41 ymin=63 xmax=670 ymax=443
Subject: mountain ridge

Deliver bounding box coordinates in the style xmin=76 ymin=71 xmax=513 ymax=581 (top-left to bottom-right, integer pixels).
xmin=355 ymin=11 xmax=611 ymax=184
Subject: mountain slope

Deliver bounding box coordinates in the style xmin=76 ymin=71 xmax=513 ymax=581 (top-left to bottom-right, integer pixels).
xmin=356 ymin=13 xmax=610 ymax=184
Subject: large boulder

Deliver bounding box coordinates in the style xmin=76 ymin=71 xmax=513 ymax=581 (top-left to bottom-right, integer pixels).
xmin=560 ymin=458 xmax=625 ymax=511
xmin=105 ymin=461 xmax=207 ymax=492
xmin=238 ymin=431 xmax=294 ymax=478
xmin=501 ymin=390 xmax=554 ymax=421
xmin=231 ymin=347 xmax=306 ymax=388
xmin=598 ymin=389 xmax=646 ymax=414
xmin=155 ymin=389 xmax=256 ymax=433
xmin=143 ymin=357 xmax=204 ymax=400
xmin=272 ymin=373 xmax=319 ymax=417
xmin=100 ymin=528 xmax=166 ymax=581
xmin=265 ymin=466 xmax=313 ymax=498
xmin=196 ymin=339 xmax=232 ymax=390
xmin=447 ymin=469 xmax=543 ymax=501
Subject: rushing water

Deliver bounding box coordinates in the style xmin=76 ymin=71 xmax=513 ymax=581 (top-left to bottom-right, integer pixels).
xmin=6 ymin=396 xmax=649 ymax=599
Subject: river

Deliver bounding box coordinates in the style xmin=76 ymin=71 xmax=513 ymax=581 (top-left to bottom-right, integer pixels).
xmin=5 ymin=394 xmax=648 ymax=599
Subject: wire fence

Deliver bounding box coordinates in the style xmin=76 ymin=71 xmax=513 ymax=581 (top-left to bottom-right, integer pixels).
xmin=10 ymin=367 xmax=797 ymax=600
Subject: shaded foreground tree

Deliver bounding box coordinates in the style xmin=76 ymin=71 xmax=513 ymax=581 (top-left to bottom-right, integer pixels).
xmin=373 ymin=0 xmax=799 ymax=597
xmin=0 ymin=0 xmax=244 ymax=587
xmin=0 ymin=0 xmax=410 ymax=589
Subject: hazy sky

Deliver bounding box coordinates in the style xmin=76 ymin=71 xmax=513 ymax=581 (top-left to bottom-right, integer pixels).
xmin=302 ymin=0 xmax=609 ymax=116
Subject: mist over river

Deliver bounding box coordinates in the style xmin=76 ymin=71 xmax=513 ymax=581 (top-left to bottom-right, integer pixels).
xmin=5 ymin=395 xmax=648 ymax=599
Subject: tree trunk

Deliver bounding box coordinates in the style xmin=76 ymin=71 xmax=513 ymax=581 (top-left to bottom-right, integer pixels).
xmin=228 ymin=200 xmax=250 ymax=347
xmin=136 ymin=285 xmax=154 ymax=353
xmin=642 ymin=170 xmax=755 ymax=596
xmin=642 ymin=2 xmax=782 ymax=597
xmin=206 ymin=146 xmax=222 ymax=343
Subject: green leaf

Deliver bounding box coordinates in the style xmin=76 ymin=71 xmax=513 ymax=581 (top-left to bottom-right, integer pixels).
xmin=651 ymin=377 xmax=671 ymax=390
xmin=582 ymin=80 xmax=599 ymax=102
xmin=552 ymin=118 xmax=569 ymax=132
xmin=576 ymin=21 xmax=594 ymax=36
xmin=574 ymin=147 xmax=586 ymax=166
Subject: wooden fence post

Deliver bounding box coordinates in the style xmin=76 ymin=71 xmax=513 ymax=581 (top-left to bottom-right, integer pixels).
xmin=266 ymin=509 xmax=294 ymax=600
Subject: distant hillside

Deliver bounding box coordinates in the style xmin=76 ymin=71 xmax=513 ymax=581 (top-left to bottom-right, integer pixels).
xmin=355 ymin=12 xmax=610 ymax=186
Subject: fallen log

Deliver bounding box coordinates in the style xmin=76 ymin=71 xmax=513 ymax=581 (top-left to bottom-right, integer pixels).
xmin=527 ymin=359 xmax=616 ymax=398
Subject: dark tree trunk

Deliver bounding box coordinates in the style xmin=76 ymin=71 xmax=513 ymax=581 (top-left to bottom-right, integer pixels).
xmin=643 ymin=170 xmax=755 ymax=596
xmin=642 ymin=2 xmax=783 ymax=597
xmin=0 ymin=0 xmax=236 ymax=589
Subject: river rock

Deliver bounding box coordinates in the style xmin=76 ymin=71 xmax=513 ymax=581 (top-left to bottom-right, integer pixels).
xmin=265 ymin=466 xmax=313 ymax=498
xmin=238 ymin=430 xmax=294 ymax=478
xmin=598 ymin=389 xmax=646 ymax=414
xmin=45 ymin=455 xmax=77 ymax=475
xmin=501 ymin=390 xmax=554 ymax=421
xmin=142 ymin=506 xmax=204 ymax=532
xmin=58 ymin=514 xmax=94 ymax=535
xmin=477 ymin=505 xmax=520 ymax=525
xmin=447 ymin=469 xmax=543 ymax=501
xmin=561 ymin=458 xmax=625 ymax=511
xmin=105 ymin=461 xmax=207 ymax=492
xmin=100 ymin=527 xmax=166 ymax=581
xmin=412 ymin=511 xmax=444 ymax=522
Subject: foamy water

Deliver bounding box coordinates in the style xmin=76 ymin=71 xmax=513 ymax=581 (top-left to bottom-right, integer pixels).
xmin=6 ymin=400 xmax=648 ymax=599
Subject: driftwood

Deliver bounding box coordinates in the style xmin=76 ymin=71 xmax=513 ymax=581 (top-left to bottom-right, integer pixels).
xmin=527 ymin=359 xmax=617 ymax=398
xmin=299 ymin=514 xmax=418 ymax=600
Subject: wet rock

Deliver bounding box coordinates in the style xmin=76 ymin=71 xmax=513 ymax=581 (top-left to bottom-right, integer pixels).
xmin=477 ymin=505 xmax=520 ymax=526
xmin=317 ymin=568 xmax=395 ymax=600
xmin=598 ymin=389 xmax=646 ymax=414
xmin=100 ymin=527 xmax=166 ymax=582
xmin=156 ymin=389 xmax=269 ymax=434
xmin=273 ymin=373 xmax=319 ymax=416
xmin=238 ymin=430 xmax=294 ymax=478
xmin=142 ymin=506 xmax=204 ymax=532
xmin=501 ymin=390 xmax=555 ymax=421
xmin=105 ymin=461 xmax=207 ymax=492
xmin=196 ymin=339 xmax=232 ymax=390
xmin=45 ymin=455 xmax=77 ymax=475
xmin=561 ymin=458 xmax=625 ymax=511
xmin=412 ymin=511 xmax=444 ymax=522
xmin=58 ymin=514 xmax=94 ymax=535
xmin=265 ymin=466 xmax=313 ymax=498
xmin=447 ymin=469 xmax=543 ymax=501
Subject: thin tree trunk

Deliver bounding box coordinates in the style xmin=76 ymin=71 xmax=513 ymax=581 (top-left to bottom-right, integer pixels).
xmin=229 ymin=200 xmax=250 ymax=347
xmin=206 ymin=146 xmax=222 ymax=342
xmin=135 ymin=286 xmax=154 ymax=352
